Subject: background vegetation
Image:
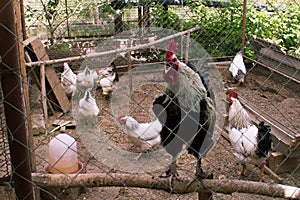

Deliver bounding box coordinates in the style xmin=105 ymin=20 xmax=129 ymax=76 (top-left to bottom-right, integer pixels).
xmin=24 ymin=0 xmax=300 ymax=58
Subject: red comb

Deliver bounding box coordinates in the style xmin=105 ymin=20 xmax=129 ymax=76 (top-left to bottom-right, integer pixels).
xmin=118 ymin=114 xmax=125 ymax=121
xmin=168 ymin=39 xmax=178 ymax=52
xmin=229 ymin=90 xmax=238 ymax=98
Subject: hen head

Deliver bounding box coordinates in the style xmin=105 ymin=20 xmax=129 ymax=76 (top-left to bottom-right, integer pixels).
xmin=229 ymin=90 xmax=238 ymax=106
xmin=118 ymin=114 xmax=126 ymax=126
xmin=163 ymin=40 xmax=180 ymax=86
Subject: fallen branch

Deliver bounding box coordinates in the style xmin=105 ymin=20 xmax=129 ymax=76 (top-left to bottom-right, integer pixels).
xmin=32 ymin=173 xmax=300 ymax=199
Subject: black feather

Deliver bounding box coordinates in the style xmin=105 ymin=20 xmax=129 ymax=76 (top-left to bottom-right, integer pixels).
xmin=256 ymin=121 xmax=272 ymax=157
xmin=152 ymin=57 xmax=216 ymax=160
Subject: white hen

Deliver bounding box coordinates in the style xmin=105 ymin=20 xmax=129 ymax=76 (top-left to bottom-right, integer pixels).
xmin=229 ymin=51 xmax=246 ymax=85
xmin=78 ymin=90 xmax=99 ymax=124
xmin=96 ymin=65 xmax=119 ymax=96
xmin=76 ymin=66 xmax=98 ymax=91
xmin=118 ymin=114 xmax=162 ymax=160
xmin=61 ymin=62 xmax=77 ymax=96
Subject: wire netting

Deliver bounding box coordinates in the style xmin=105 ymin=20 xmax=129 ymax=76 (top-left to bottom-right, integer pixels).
xmin=0 ymin=0 xmax=299 ymax=199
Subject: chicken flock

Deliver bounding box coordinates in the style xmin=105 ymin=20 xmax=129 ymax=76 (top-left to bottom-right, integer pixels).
xmin=59 ymin=40 xmax=273 ymax=184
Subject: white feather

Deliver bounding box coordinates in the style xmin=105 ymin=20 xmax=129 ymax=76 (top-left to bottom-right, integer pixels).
xmin=77 ymin=67 xmax=98 ymax=90
xmin=61 ymin=62 xmax=77 ymax=96
xmin=119 ymin=116 xmax=162 ymax=152
xmin=229 ymin=51 xmax=246 ymax=78
xmin=78 ymin=91 xmax=99 ymax=118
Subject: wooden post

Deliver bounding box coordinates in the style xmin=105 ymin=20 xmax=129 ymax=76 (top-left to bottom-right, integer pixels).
xmin=138 ymin=6 xmax=142 ymax=29
xmin=126 ymin=50 xmax=132 ymax=95
xmin=241 ymin=0 xmax=247 ymax=55
xmin=40 ymin=63 xmax=48 ymax=121
xmin=0 ymin=0 xmax=34 ymax=199
xmin=185 ymin=32 xmax=190 ymax=63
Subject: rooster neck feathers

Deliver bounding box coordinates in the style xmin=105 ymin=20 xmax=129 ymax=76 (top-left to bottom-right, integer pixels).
xmin=229 ymin=97 xmax=252 ymax=129
xmin=167 ymin=60 xmax=213 ymax=114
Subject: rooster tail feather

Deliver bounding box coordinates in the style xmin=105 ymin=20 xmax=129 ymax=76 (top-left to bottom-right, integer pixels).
xmin=256 ymin=121 xmax=272 ymax=157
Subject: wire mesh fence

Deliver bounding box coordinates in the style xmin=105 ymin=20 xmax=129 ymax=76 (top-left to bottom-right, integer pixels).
xmin=0 ymin=0 xmax=299 ymax=199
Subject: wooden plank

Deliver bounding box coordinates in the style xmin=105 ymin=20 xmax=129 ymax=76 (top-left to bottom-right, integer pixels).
xmin=45 ymin=66 xmax=71 ymax=113
xmin=259 ymin=48 xmax=300 ymax=70
xmin=269 ymin=152 xmax=300 ymax=174
xmin=24 ymin=37 xmax=71 ymax=114
xmin=28 ymin=37 xmax=49 ymax=61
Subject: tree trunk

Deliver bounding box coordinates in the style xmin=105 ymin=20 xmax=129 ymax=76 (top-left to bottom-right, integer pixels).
xmin=32 ymin=173 xmax=300 ymax=199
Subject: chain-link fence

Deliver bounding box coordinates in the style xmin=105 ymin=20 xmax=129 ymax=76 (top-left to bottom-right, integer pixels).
xmin=0 ymin=0 xmax=299 ymax=199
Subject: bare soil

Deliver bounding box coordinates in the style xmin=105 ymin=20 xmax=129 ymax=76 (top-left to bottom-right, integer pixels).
xmin=31 ymin=60 xmax=300 ymax=200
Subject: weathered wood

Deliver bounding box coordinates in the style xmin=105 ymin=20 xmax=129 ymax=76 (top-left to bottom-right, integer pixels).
xmin=45 ymin=66 xmax=71 ymax=113
xmin=31 ymin=173 xmax=300 ymax=199
xmin=40 ymin=63 xmax=48 ymax=121
xmin=24 ymin=50 xmax=55 ymax=115
xmin=25 ymin=37 xmax=50 ymax=61
xmin=259 ymin=48 xmax=300 ymax=71
xmin=269 ymin=152 xmax=300 ymax=174
xmin=14 ymin=0 xmax=37 ymax=176
xmin=126 ymin=51 xmax=132 ymax=95
xmin=24 ymin=37 xmax=71 ymax=114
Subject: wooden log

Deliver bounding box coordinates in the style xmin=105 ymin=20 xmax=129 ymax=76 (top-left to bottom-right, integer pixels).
xmin=31 ymin=173 xmax=300 ymax=199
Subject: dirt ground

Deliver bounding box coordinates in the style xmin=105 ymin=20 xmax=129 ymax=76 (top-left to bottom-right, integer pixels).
xmin=30 ymin=58 xmax=300 ymax=200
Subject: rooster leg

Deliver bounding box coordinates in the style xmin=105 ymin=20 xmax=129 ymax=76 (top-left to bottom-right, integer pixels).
xmin=195 ymin=159 xmax=213 ymax=180
xmin=187 ymin=159 xmax=213 ymax=189
xmin=159 ymin=160 xmax=180 ymax=180
xmin=134 ymin=153 xmax=142 ymax=161
xmin=259 ymin=163 xmax=265 ymax=182
xmin=240 ymin=163 xmax=246 ymax=177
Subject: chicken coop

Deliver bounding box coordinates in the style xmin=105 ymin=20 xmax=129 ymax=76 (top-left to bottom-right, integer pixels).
xmin=0 ymin=0 xmax=299 ymax=199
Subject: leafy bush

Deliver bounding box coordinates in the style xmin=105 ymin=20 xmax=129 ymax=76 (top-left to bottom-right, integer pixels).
xmin=150 ymin=1 xmax=300 ymax=58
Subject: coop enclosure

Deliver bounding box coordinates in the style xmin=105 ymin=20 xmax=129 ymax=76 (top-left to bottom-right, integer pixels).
xmin=0 ymin=0 xmax=300 ymax=199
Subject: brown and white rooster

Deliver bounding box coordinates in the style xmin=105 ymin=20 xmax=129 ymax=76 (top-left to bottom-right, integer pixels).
xmin=228 ymin=90 xmax=272 ymax=182
xmin=152 ymin=40 xmax=216 ymax=181
xmin=118 ymin=114 xmax=162 ymax=160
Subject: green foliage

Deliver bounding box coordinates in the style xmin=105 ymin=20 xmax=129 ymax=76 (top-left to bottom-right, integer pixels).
xmin=150 ymin=1 xmax=300 ymax=58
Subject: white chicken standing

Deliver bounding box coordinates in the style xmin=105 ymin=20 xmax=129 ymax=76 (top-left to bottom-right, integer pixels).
xmin=118 ymin=114 xmax=162 ymax=160
xmin=229 ymin=51 xmax=246 ymax=85
xmin=228 ymin=90 xmax=272 ymax=182
xmin=96 ymin=65 xmax=119 ymax=97
xmin=61 ymin=62 xmax=77 ymax=96
xmin=78 ymin=90 xmax=99 ymax=124
xmin=76 ymin=66 xmax=98 ymax=92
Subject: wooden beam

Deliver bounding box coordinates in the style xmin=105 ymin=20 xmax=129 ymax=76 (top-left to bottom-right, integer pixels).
xmin=25 ymin=26 xmax=202 ymax=67
xmin=31 ymin=173 xmax=300 ymax=199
